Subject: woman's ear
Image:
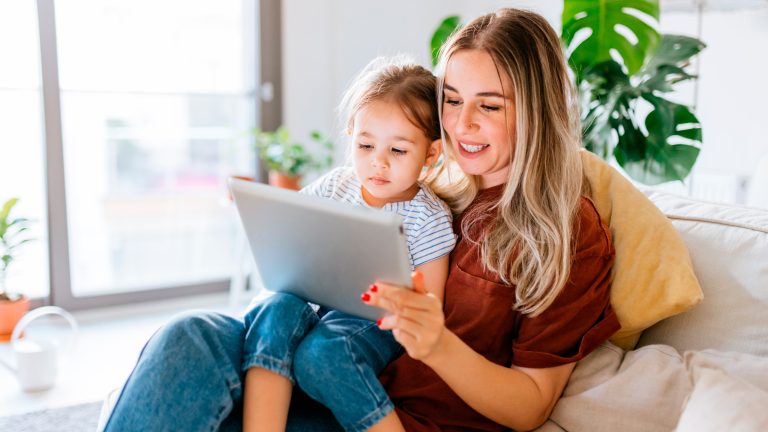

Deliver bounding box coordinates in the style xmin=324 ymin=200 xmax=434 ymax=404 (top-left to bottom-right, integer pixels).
xmin=424 ymin=139 xmax=442 ymax=166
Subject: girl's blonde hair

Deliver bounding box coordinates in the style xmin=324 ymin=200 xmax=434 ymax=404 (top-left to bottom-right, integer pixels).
xmin=435 ymin=9 xmax=584 ymax=316
xmin=338 ymin=56 xmax=441 ymax=180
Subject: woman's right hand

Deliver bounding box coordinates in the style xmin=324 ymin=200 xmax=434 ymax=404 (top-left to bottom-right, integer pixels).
xmin=363 ymin=271 xmax=448 ymax=362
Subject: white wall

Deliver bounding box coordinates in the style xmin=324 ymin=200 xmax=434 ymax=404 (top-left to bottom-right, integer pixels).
xmin=282 ymin=1 xmax=768 ymax=205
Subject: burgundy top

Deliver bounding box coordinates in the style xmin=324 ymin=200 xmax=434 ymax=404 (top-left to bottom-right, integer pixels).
xmin=378 ymin=185 xmax=620 ymax=431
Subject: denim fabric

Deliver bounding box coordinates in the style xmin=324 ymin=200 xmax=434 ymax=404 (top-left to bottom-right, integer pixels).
xmin=242 ymin=292 xmax=320 ymax=383
xmin=104 ymin=309 xmax=342 ymax=432
xmin=295 ymin=310 xmax=403 ymax=432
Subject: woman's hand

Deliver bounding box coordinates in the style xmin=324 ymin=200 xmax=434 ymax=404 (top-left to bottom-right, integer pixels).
xmin=362 ymin=271 xmax=446 ymax=361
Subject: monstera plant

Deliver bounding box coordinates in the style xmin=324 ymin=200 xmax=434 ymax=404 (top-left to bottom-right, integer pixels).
xmin=429 ymin=0 xmax=706 ymax=185
xmin=563 ymin=0 xmax=705 ymax=184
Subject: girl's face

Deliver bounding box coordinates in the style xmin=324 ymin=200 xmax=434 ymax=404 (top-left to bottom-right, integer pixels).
xmin=441 ymin=49 xmax=515 ymax=188
xmin=351 ymin=100 xmax=440 ymax=208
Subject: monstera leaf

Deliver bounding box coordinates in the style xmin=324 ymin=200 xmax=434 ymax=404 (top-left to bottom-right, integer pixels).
xmin=562 ymin=0 xmax=660 ymax=76
xmin=430 ymin=15 xmax=461 ymax=67
xmin=617 ymin=95 xmax=701 ymax=184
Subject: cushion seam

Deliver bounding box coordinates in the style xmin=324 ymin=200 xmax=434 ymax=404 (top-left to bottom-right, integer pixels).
xmin=665 ymin=214 xmax=768 ymax=234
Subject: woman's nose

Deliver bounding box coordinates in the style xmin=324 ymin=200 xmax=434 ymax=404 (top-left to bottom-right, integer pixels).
xmin=454 ymin=106 xmax=477 ymax=134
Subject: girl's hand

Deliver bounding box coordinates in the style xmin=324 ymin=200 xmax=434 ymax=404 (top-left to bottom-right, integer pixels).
xmin=363 ymin=271 xmax=446 ymax=361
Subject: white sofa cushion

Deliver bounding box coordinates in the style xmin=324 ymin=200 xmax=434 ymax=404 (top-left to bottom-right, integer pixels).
xmin=675 ymin=366 xmax=768 ymax=431
xmin=544 ymin=343 xmax=768 ymax=432
xmin=638 ymin=191 xmax=768 ymax=356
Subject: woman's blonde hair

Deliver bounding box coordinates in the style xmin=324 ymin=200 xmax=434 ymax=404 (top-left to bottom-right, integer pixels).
xmin=435 ymin=9 xmax=584 ymax=316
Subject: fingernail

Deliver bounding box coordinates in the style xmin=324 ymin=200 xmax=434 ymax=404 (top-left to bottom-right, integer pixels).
xmin=361 ymin=292 xmax=371 ymax=302
xmin=370 ymin=284 xmax=378 ymax=292
xmin=376 ymin=318 xmax=382 ymax=326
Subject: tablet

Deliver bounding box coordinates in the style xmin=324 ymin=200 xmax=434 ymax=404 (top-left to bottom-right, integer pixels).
xmin=229 ymin=178 xmax=412 ymax=321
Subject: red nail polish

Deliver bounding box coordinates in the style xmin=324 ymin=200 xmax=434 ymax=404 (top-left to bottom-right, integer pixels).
xmin=376 ymin=318 xmax=382 ymax=326
xmin=370 ymin=284 xmax=378 ymax=292
xmin=361 ymin=292 xmax=370 ymax=302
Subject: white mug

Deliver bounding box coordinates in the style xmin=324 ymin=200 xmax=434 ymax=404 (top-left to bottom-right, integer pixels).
xmin=0 ymin=306 xmax=78 ymax=392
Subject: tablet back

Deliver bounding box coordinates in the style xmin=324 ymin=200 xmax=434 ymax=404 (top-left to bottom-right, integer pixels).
xmin=229 ymin=178 xmax=411 ymax=321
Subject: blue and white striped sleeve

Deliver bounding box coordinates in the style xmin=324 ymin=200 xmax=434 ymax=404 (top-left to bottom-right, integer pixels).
xmin=299 ymin=168 xmax=342 ymax=199
xmin=409 ymin=206 xmax=456 ymax=268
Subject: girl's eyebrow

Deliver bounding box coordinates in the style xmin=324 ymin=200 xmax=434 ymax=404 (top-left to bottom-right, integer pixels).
xmin=359 ymin=131 xmax=415 ymax=145
xmin=443 ymin=83 xmax=506 ymax=99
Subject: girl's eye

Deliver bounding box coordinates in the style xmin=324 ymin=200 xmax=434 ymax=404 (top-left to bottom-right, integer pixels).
xmin=391 ymin=148 xmax=407 ymax=156
xmin=444 ymin=98 xmax=461 ymax=106
xmin=481 ymin=104 xmax=500 ymax=112
xmin=357 ymin=143 xmax=373 ymax=151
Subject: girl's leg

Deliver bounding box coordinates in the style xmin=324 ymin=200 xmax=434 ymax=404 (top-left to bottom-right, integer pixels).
xmin=104 ymin=311 xmax=246 ymax=431
xmin=242 ymin=293 xmax=321 ymax=432
xmin=293 ymin=311 xmax=404 ymax=432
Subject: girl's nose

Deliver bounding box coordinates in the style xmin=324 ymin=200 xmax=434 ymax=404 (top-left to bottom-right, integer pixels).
xmin=371 ymin=153 xmax=389 ymax=169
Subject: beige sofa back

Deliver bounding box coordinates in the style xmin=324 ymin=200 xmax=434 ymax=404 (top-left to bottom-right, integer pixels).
xmin=638 ymin=191 xmax=768 ymax=356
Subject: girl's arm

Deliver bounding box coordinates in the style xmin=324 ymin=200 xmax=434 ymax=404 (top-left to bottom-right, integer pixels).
xmin=367 ymin=273 xmax=573 ymax=431
xmin=412 ymin=255 xmax=449 ymax=302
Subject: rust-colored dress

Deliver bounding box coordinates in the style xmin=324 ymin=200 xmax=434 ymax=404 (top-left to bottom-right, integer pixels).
xmin=378 ymin=185 xmax=620 ymax=431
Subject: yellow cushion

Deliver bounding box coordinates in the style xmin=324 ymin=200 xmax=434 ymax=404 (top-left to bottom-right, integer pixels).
xmin=581 ymin=151 xmax=703 ymax=349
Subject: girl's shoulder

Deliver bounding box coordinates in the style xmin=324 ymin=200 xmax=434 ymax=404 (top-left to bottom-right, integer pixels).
xmin=410 ymin=183 xmax=452 ymax=218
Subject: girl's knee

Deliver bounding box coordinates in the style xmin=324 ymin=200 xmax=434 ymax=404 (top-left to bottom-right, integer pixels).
xmin=243 ymin=293 xmax=309 ymax=327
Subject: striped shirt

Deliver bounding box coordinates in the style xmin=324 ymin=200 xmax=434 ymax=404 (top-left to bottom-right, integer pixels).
xmin=301 ymin=167 xmax=456 ymax=269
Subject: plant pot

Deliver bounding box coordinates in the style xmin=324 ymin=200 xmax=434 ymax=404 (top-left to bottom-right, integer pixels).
xmin=268 ymin=171 xmax=302 ymax=191
xmin=0 ymin=294 xmax=30 ymax=342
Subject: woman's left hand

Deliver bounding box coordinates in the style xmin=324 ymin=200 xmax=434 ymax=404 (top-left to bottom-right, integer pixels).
xmin=363 ymin=271 xmax=446 ymax=361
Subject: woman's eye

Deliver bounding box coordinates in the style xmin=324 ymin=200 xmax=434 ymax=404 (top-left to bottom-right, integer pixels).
xmin=357 ymin=143 xmax=373 ymax=151
xmin=391 ymin=148 xmax=407 ymax=156
xmin=481 ymin=104 xmax=500 ymax=112
xmin=444 ymin=98 xmax=461 ymax=106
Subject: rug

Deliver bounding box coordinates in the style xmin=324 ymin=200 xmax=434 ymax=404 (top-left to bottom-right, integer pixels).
xmin=0 ymin=401 xmax=103 ymax=432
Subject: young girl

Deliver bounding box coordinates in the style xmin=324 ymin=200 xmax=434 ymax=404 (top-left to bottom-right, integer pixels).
xmin=241 ymin=56 xmax=456 ymax=432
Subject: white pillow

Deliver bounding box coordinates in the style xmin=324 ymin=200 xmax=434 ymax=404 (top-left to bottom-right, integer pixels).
xmin=676 ymin=367 xmax=768 ymax=431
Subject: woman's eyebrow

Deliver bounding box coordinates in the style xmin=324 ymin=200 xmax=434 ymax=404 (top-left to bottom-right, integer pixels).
xmin=443 ymin=83 xmax=505 ymax=99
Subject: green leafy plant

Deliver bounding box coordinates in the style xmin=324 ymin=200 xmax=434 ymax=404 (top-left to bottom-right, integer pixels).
xmin=0 ymin=198 xmax=35 ymax=301
xmin=429 ymin=1 xmax=705 ymax=185
xmin=563 ymin=0 xmax=705 ymax=185
xmin=430 ymin=15 xmax=461 ymax=67
xmin=252 ymin=127 xmax=334 ymax=177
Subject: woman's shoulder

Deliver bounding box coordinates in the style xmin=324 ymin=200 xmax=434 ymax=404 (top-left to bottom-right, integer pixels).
xmin=574 ymin=196 xmax=613 ymax=260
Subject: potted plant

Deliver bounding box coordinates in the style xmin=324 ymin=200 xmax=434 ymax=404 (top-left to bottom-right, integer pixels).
xmin=252 ymin=126 xmax=334 ymax=190
xmin=0 ymin=198 xmax=35 ymax=342
xmin=429 ymin=0 xmax=705 ymax=185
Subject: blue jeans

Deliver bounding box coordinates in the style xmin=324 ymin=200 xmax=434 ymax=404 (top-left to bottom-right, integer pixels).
xmin=105 ymin=293 xmax=401 ymax=431
xmin=243 ymin=293 xmax=402 ymax=431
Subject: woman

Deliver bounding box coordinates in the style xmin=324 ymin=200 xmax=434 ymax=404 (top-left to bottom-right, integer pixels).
xmin=104 ymin=8 xmax=619 ymax=432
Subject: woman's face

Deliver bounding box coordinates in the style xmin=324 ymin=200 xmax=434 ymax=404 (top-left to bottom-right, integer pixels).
xmin=441 ymin=49 xmax=515 ymax=188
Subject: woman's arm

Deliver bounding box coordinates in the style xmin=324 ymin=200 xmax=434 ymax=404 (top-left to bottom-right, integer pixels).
xmin=425 ymin=329 xmax=574 ymax=430
xmin=366 ymin=273 xmax=574 ymax=431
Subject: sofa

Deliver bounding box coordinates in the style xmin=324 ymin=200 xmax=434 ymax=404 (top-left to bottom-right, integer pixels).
xmin=97 ymin=182 xmax=768 ymax=431
xmin=534 ymin=188 xmax=768 ymax=432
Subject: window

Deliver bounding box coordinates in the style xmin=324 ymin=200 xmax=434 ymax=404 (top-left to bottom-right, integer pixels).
xmin=0 ymin=1 xmax=50 ymax=300
xmin=53 ymin=0 xmax=257 ymax=299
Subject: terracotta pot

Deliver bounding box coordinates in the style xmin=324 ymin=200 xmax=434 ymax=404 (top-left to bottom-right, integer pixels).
xmin=268 ymin=171 xmax=302 ymax=191
xmin=0 ymin=295 xmax=30 ymax=342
